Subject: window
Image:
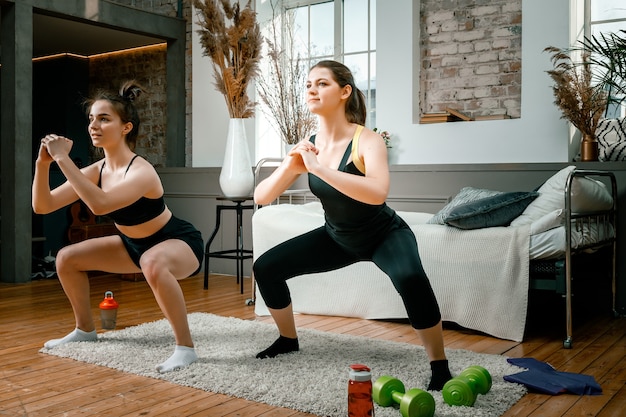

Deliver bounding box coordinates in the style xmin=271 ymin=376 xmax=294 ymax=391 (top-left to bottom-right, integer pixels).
xmin=588 ymin=0 xmax=626 ymax=118
xmin=283 ymin=0 xmax=377 ymax=126
xmin=589 ymin=0 xmax=626 ymax=35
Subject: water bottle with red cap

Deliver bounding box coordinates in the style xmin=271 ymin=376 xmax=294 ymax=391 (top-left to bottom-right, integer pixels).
xmin=99 ymin=291 xmax=119 ymax=330
xmin=348 ymin=363 xmax=374 ymax=416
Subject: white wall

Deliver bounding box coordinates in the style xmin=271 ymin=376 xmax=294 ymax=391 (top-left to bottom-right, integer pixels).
xmin=192 ymin=0 xmax=573 ymax=167
xmin=377 ymin=0 xmax=573 ymax=164
xmin=191 ymin=6 xmax=257 ymax=167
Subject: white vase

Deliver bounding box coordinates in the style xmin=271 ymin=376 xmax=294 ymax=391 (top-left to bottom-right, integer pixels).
xmin=219 ymin=118 xmax=254 ymax=198
xmin=283 ymin=142 xmax=296 ymax=156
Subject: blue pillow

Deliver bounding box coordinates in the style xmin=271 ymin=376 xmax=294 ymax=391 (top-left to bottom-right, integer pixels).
xmin=444 ymin=191 xmax=539 ymax=230
xmin=427 ymin=187 xmax=503 ymax=225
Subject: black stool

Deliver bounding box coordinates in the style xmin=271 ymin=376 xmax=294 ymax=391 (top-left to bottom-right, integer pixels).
xmin=203 ymin=196 xmax=254 ymax=293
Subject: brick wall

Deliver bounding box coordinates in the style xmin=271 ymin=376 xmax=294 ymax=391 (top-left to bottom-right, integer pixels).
xmin=88 ymin=45 xmax=168 ymax=167
xmin=88 ymin=0 xmax=194 ymax=167
xmin=419 ymin=0 xmax=522 ymax=120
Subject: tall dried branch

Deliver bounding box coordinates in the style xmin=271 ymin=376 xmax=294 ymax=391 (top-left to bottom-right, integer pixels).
xmin=256 ymin=1 xmax=317 ymax=144
xmin=194 ymin=0 xmax=262 ymax=118
xmin=545 ymin=46 xmax=608 ymax=139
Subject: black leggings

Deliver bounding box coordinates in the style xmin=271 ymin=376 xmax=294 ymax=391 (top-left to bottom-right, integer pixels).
xmin=253 ymin=224 xmax=442 ymax=330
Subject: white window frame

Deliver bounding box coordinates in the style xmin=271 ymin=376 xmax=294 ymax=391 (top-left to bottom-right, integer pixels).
xmin=275 ymin=0 xmax=376 ymax=126
xmin=584 ymin=0 xmax=626 ymax=118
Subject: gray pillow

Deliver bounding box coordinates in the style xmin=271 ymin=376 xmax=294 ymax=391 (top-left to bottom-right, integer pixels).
xmin=444 ymin=191 xmax=539 ymax=230
xmin=427 ymin=187 xmax=503 ymax=225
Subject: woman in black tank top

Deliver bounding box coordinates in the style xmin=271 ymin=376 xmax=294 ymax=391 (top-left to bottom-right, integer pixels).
xmin=32 ymin=81 xmax=203 ymax=374
xmin=253 ymin=60 xmax=453 ymax=391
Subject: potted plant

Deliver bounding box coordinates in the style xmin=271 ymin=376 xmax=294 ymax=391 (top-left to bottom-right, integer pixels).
xmin=194 ymin=0 xmax=262 ymax=197
xmin=575 ymin=30 xmax=626 ymax=161
xmin=256 ymin=1 xmax=317 ymax=149
xmin=544 ymin=46 xmax=608 ymax=161
xmin=546 ymin=30 xmax=626 ymax=161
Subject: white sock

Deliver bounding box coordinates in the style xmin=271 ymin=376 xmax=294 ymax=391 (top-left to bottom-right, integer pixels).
xmin=156 ymin=345 xmax=198 ymax=373
xmin=44 ymin=328 xmax=97 ymax=349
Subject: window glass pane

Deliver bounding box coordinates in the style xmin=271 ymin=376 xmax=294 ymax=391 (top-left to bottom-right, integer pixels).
xmin=369 ymin=51 xmax=377 ymax=128
xmin=344 ymin=53 xmax=374 ymax=124
xmin=344 ymin=0 xmax=369 ymax=53
xmin=370 ymin=1 xmax=376 ymax=50
xmin=310 ymin=1 xmax=334 ymax=56
xmin=344 ymin=54 xmax=369 ymax=91
xmin=291 ymin=6 xmax=309 ymax=58
xmin=591 ymin=0 xmax=626 ymax=21
xmin=589 ymin=0 xmax=626 ymax=119
xmin=591 ymin=21 xmax=626 ymax=38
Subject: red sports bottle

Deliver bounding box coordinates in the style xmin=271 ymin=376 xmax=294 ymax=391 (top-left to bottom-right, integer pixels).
xmin=348 ymin=364 xmax=374 ymax=417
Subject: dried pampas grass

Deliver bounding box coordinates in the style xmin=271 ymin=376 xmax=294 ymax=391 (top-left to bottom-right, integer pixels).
xmin=545 ymin=46 xmax=608 ymax=140
xmin=194 ymin=0 xmax=262 ymax=118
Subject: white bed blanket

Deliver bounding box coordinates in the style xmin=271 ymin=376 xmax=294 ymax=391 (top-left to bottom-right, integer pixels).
xmin=252 ymin=202 xmax=531 ymax=342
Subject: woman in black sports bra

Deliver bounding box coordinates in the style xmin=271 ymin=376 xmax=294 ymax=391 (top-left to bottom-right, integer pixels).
xmin=253 ymin=60 xmax=453 ymax=391
xmin=32 ymin=81 xmax=204 ymax=373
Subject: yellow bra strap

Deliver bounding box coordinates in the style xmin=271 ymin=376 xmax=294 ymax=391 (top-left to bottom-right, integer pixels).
xmin=350 ymin=125 xmax=366 ymax=174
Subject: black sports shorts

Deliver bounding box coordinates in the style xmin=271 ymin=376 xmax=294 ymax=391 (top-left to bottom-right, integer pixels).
xmin=119 ymin=215 xmax=204 ymax=276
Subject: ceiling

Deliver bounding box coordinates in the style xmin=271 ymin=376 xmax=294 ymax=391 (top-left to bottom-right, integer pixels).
xmin=2 ymin=13 xmax=166 ymax=59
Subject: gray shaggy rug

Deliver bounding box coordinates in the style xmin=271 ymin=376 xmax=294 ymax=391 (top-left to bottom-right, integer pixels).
xmin=41 ymin=312 xmax=527 ymax=416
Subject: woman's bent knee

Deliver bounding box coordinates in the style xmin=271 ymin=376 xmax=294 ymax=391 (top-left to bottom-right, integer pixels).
xmin=252 ymin=256 xmax=273 ymax=285
xmin=55 ymin=244 xmax=82 ymax=272
xmin=139 ymin=254 xmax=165 ymax=283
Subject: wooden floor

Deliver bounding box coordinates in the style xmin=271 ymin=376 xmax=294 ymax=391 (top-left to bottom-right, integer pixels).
xmin=1 ymin=273 xmax=624 ymax=416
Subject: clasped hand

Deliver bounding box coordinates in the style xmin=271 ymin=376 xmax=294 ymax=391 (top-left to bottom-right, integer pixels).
xmin=286 ymin=140 xmax=319 ymax=173
xmin=39 ymin=134 xmax=73 ymax=162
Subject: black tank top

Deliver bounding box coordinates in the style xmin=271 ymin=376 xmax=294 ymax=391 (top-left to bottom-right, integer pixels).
xmin=308 ymin=132 xmax=396 ymax=253
xmin=97 ymin=155 xmax=166 ymax=226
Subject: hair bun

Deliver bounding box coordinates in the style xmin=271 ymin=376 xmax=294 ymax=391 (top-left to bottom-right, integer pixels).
xmin=119 ymin=80 xmax=144 ymax=102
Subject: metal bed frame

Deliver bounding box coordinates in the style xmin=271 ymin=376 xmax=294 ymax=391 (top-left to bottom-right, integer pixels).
xmin=529 ymin=169 xmax=618 ymax=348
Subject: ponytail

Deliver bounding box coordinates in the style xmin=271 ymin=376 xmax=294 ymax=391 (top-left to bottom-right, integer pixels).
xmin=310 ymin=60 xmax=367 ymax=125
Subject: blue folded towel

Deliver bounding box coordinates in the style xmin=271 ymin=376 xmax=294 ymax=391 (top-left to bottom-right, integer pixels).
xmin=504 ymin=357 xmax=602 ymax=395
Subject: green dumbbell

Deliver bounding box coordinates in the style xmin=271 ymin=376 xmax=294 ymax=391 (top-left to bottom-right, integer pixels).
xmin=372 ymin=376 xmax=435 ymax=417
xmin=442 ymin=365 xmax=492 ymax=407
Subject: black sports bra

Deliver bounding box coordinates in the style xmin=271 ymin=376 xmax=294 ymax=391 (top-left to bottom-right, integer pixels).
xmin=307 ymin=126 xmax=395 ymax=252
xmin=97 ymin=155 xmax=166 ymax=226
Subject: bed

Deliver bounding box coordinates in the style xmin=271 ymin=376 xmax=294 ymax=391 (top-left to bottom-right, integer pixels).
xmin=251 ymin=165 xmax=618 ymax=348
xmin=525 ymin=168 xmax=617 ymax=348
